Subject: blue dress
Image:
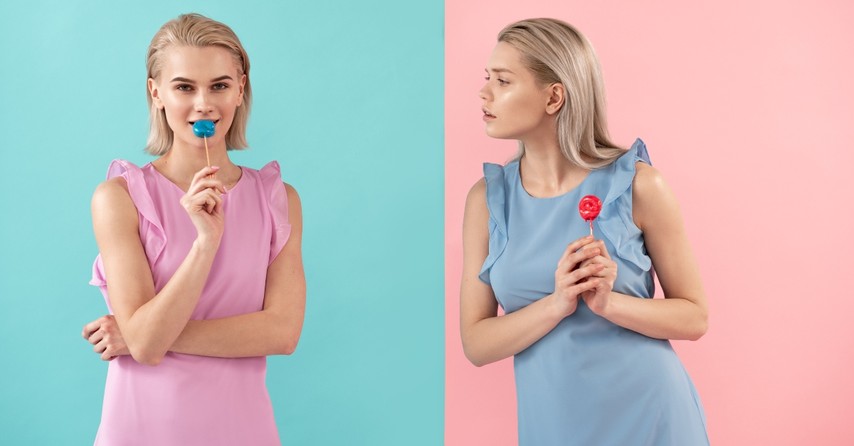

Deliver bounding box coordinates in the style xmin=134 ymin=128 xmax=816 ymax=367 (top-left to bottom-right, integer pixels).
xmin=479 ymin=139 xmax=709 ymax=446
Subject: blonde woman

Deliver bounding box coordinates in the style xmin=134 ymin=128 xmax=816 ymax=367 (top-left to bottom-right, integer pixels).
xmin=460 ymin=18 xmax=709 ymax=445
xmin=81 ymin=14 xmax=305 ymax=445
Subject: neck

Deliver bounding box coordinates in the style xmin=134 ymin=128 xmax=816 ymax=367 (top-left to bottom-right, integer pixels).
xmin=153 ymin=139 xmax=240 ymax=189
xmin=518 ymin=131 xmax=589 ymax=197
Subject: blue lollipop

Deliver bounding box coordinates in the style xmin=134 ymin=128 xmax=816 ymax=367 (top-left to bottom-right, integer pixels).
xmin=192 ymin=120 xmax=216 ymax=170
xmin=192 ymin=119 xmax=216 ymax=138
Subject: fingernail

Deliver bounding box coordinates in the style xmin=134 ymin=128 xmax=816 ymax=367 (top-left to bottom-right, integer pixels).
xmin=211 ymin=166 xmax=220 ymax=170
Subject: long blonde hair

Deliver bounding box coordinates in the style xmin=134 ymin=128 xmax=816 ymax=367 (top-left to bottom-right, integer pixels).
xmin=144 ymin=13 xmax=252 ymax=155
xmin=499 ymin=18 xmax=623 ymax=168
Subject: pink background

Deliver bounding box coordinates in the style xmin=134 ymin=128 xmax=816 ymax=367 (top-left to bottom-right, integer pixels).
xmin=445 ymin=1 xmax=854 ymax=445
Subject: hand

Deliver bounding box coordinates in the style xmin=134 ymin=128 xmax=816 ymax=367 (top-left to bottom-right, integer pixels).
xmin=82 ymin=315 xmax=129 ymax=361
xmin=550 ymin=235 xmax=605 ymax=318
xmin=180 ymin=166 xmax=227 ymax=246
xmin=578 ymin=239 xmax=618 ymax=315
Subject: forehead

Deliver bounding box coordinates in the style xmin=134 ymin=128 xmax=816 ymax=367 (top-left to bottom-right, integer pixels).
xmin=486 ymin=42 xmax=525 ymax=73
xmin=158 ymin=45 xmax=240 ymax=79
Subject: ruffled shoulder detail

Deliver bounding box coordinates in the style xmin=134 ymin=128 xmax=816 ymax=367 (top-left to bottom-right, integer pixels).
xmin=90 ymin=159 xmax=167 ymax=287
xmin=596 ymin=139 xmax=653 ymax=272
xmin=258 ymin=161 xmax=292 ymax=264
xmin=478 ymin=163 xmax=509 ymax=284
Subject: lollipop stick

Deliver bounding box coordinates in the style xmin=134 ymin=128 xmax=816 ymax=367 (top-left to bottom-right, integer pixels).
xmin=204 ymin=136 xmax=213 ymax=178
xmin=589 ymin=221 xmax=593 ymax=237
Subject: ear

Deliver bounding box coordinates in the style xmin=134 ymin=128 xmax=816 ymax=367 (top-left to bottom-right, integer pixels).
xmin=236 ymin=74 xmax=247 ymax=107
xmin=545 ymin=83 xmax=565 ymax=115
xmin=148 ymin=78 xmax=164 ymax=110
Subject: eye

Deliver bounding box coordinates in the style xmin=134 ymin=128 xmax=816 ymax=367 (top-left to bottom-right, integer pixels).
xmin=176 ymin=84 xmax=193 ymax=92
xmin=212 ymin=82 xmax=229 ymax=91
xmin=497 ymin=78 xmax=509 ymax=86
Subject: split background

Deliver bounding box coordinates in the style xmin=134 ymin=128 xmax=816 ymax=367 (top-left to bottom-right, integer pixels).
xmin=1 ymin=0 xmax=853 ymax=445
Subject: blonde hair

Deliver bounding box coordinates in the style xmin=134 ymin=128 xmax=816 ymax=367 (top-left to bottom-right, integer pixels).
xmin=144 ymin=13 xmax=251 ymax=155
xmin=499 ymin=18 xmax=623 ymax=169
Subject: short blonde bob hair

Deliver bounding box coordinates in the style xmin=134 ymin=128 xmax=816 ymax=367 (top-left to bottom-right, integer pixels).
xmin=499 ymin=18 xmax=623 ymax=169
xmin=144 ymin=13 xmax=251 ymax=155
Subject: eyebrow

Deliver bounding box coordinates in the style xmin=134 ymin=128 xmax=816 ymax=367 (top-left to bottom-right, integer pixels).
xmin=170 ymin=75 xmax=235 ymax=83
xmin=485 ymin=68 xmax=515 ymax=75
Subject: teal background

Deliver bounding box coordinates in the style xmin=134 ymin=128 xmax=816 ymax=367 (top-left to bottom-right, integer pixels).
xmin=0 ymin=1 xmax=443 ymax=444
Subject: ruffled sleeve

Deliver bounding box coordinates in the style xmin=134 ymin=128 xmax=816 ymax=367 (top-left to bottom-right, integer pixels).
xmin=478 ymin=163 xmax=508 ymax=285
xmin=259 ymin=161 xmax=292 ymax=264
xmin=90 ymin=160 xmax=167 ymax=288
xmin=595 ymin=139 xmax=653 ymax=272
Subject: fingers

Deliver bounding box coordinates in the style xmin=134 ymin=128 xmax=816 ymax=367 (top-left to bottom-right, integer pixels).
xmin=87 ymin=329 xmax=105 ymax=345
xmin=184 ymin=167 xmax=226 ymax=214
xmin=190 ymin=166 xmax=222 ymax=188
xmin=593 ymin=240 xmax=611 ymax=260
xmin=559 ymin=235 xmax=595 ymax=263
xmin=182 ymin=187 xmax=224 ymax=215
xmin=187 ymin=176 xmax=227 ymax=197
xmin=556 ymin=263 xmax=604 ymax=290
xmin=82 ymin=321 xmax=99 ymax=339
xmin=82 ymin=315 xmax=113 ymax=340
xmin=558 ymin=245 xmax=600 ymax=273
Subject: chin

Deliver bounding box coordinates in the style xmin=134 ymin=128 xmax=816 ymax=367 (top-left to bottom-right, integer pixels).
xmin=485 ymin=127 xmax=516 ymax=140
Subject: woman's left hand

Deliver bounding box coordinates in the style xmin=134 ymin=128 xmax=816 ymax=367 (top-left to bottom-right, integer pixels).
xmin=82 ymin=315 xmax=129 ymax=361
xmin=578 ymin=239 xmax=618 ymax=315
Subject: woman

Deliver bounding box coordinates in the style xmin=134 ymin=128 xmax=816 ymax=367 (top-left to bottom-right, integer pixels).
xmin=460 ymin=18 xmax=709 ymax=445
xmin=81 ymin=13 xmax=305 ymax=445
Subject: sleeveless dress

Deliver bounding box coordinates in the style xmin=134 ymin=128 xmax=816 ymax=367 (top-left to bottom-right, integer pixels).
xmin=479 ymin=139 xmax=709 ymax=446
xmin=89 ymin=159 xmax=291 ymax=446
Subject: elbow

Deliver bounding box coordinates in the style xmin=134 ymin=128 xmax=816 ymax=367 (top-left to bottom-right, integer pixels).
xmin=274 ymin=330 xmax=301 ymax=356
xmin=466 ymin=354 xmax=488 ymax=368
xmin=461 ymin=339 xmax=490 ymax=368
xmin=686 ymin=313 xmax=709 ymax=341
xmin=128 ymin=341 xmax=167 ymax=366
xmin=130 ymin=347 xmax=166 ymax=366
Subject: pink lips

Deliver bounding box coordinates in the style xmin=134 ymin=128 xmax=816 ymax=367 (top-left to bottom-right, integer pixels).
xmin=482 ymin=108 xmax=496 ymax=122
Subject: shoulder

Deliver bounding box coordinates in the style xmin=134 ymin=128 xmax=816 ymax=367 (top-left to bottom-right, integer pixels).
xmin=467 ymin=177 xmax=487 ymax=201
xmin=632 ymin=162 xmax=667 ymax=198
xmin=631 ymin=162 xmax=681 ymax=232
xmin=283 ymin=182 xmax=299 ymax=199
xmin=464 ymin=177 xmax=488 ymax=215
xmin=283 ymin=182 xmax=302 ymax=214
xmin=91 ymin=176 xmax=138 ymax=231
xmin=92 ymin=176 xmax=132 ymax=209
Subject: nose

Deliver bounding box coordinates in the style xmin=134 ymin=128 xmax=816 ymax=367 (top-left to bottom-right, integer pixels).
xmin=478 ymin=82 xmax=490 ymax=101
xmin=194 ymin=91 xmax=214 ymax=114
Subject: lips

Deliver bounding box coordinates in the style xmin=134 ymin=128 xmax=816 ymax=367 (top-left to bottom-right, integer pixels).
xmin=188 ymin=119 xmax=220 ymax=126
xmin=482 ymin=108 xmax=495 ymax=118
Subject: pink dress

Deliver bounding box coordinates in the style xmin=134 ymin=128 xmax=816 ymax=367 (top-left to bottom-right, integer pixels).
xmin=90 ymin=159 xmax=291 ymax=446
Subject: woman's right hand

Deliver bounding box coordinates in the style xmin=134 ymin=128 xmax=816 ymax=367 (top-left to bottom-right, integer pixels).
xmin=180 ymin=166 xmax=227 ymax=247
xmin=550 ymin=235 xmax=605 ymax=318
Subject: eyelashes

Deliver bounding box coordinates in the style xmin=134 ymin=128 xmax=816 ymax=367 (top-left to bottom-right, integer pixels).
xmin=484 ymin=76 xmax=509 ymax=86
xmin=174 ymin=83 xmax=230 ymax=92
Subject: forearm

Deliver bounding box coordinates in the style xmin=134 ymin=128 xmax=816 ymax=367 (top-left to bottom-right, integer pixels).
xmin=170 ymin=309 xmax=301 ymax=358
xmin=463 ymin=295 xmax=564 ymax=367
xmin=600 ymin=292 xmax=708 ymax=340
xmin=123 ymin=240 xmax=219 ymax=364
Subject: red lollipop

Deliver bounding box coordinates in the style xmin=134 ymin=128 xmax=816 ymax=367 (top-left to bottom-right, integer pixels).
xmin=578 ymin=194 xmax=602 ymax=236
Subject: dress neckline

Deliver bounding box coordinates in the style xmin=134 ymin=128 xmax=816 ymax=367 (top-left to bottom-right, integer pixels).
xmin=515 ymin=160 xmax=598 ymax=200
xmin=145 ymin=163 xmax=246 ymax=195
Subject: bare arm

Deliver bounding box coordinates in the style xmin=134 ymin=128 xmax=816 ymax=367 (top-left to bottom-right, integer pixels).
xmin=459 ymin=179 xmax=601 ymax=367
xmin=169 ymin=183 xmax=305 ymax=357
xmin=92 ymin=166 xmax=225 ymax=366
xmin=86 ymin=183 xmax=306 ymax=359
xmin=581 ymin=163 xmax=708 ymax=340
